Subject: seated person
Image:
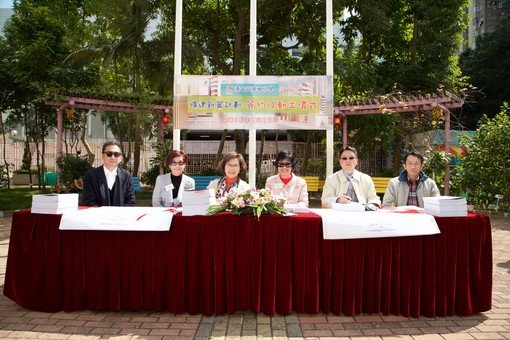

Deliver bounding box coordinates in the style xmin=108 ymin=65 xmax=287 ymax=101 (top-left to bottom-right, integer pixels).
xmin=152 ymin=150 xmax=195 ymax=207
xmin=82 ymin=141 xmax=136 ymax=206
xmin=321 ymin=146 xmax=380 ymax=210
xmin=382 ymin=151 xmax=440 ymax=208
xmin=207 ymin=151 xmax=251 ymax=198
xmin=265 ymin=150 xmax=308 ymax=207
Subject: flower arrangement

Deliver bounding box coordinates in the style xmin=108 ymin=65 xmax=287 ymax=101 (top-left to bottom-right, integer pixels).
xmin=207 ymin=188 xmax=287 ymax=219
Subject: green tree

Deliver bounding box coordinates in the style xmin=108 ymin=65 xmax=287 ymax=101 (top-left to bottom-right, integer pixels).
xmin=65 ymin=0 xmax=202 ymax=175
xmin=455 ymin=103 xmax=510 ymax=211
xmin=1 ymin=0 xmax=98 ymax=187
xmin=335 ymin=0 xmax=468 ymax=169
xmin=459 ymin=19 xmax=510 ymax=128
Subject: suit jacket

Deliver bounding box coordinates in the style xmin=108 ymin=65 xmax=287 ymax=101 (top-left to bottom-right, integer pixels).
xmin=82 ymin=166 xmax=136 ymax=207
xmin=321 ymin=169 xmax=381 ymax=208
xmin=152 ymin=173 xmax=195 ymax=207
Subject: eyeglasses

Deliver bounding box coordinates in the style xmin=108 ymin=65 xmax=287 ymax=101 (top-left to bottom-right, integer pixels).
xmin=226 ymin=163 xmax=240 ymax=168
xmin=103 ymin=151 xmax=121 ymax=158
xmin=277 ymin=163 xmax=293 ymax=168
xmin=171 ymin=161 xmax=186 ymax=166
xmin=340 ymin=156 xmax=356 ymax=161
xmin=405 ymin=162 xmax=421 ymax=167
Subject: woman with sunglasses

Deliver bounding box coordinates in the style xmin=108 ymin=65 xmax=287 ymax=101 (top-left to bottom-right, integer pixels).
xmin=321 ymin=146 xmax=380 ymax=210
xmin=207 ymin=151 xmax=251 ymax=198
xmin=265 ymin=150 xmax=309 ymax=207
xmin=152 ymin=150 xmax=195 ymax=207
xmin=82 ymin=141 xmax=136 ymax=206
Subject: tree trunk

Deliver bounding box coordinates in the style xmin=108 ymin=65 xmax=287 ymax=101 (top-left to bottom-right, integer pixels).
xmin=215 ymin=129 xmax=228 ymax=168
xmin=133 ymin=117 xmax=141 ymax=176
xmin=234 ymin=129 xmax=247 ymax=158
xmin=257 ymin=130 xmax=265 ymax=175
xmin=0 ymin=109 xmax=11 ymax=189
xmin=392 ymin=137 xmax=404 ymax=173
xmin=303 ymin=131 xmax=313 ymax=175
xmin=22 ymin=108 xmax=34 ymax=188
xmin=80 ymin=110 xmax=95 ymax=165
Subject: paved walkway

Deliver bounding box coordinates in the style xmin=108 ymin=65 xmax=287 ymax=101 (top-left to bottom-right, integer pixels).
xmin=0 ymin=213 xmax=508 ymax=340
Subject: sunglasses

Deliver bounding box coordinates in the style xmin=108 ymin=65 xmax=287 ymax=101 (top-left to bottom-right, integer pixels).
xmin=277 ymin=163 xmax=293 ymax=168
xmin=171 ymin=161 xmax=186 ymax=166
xmin=340 ymin=156 xmax=356 ymax=160
xmin=103 ymin=151 xmax=122 ymax=158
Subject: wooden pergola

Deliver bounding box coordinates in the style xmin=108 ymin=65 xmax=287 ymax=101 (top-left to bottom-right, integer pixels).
xmin=47 ymin=90 xmax=464 ymax=194
xmin=46 ymin=95 xmax=172 ymax=157
xmin=334 ymin=90 xmax=464 ymax=195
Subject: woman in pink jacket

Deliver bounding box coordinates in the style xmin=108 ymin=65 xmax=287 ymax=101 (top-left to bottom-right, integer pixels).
xmin=265 ymin=150 xmax=309 ymax=207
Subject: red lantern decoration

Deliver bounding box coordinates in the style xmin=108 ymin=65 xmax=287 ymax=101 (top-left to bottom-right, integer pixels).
xmin=333 ymin=114 xmax=342 ymax=127
xmin=161 ymin=115 xmax=170 ymax=125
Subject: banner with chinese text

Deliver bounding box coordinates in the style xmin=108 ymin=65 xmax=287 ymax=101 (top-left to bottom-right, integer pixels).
xmin=173 ymin=75 xmax=333 ymax=130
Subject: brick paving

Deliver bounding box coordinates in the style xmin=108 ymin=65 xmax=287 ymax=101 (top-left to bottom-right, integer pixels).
xmin=0 ymin=212 xmax=508 ymax=339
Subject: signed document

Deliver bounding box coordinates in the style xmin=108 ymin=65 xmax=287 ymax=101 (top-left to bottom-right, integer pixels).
xmin=310 ymin=209 xmax=440 ymax=240
xmin=59 ymin=207 xmax=180 ymax=231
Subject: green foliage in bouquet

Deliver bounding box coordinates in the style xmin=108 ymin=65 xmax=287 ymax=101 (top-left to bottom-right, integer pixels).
xmin=207 ymin=188 xmax=287 ymax=219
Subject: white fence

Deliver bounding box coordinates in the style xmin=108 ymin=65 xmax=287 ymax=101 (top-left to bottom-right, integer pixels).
xmin=1 ymin=139 xmax=392 ymax=179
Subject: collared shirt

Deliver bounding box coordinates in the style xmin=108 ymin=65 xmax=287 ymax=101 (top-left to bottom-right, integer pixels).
xmin=407 ymin=179 xmax=419 ymax=206
xmin=103 ymin=167 xmax=118 ymax=190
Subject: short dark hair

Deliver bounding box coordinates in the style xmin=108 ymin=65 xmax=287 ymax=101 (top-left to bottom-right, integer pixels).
xmin=340 ymin=146 xmax=358 ymax=157
xmin=102 ymin=141 xmax=122 ymax=153
xmin=166 ymin=150 xmax=188 ymax=166
xmin=273 ymin=150 xmax=295 ymax=168
xmin=403 ymin=151 xmax=424 ymax=164
xmin=218 ymin=151 xmax=247 ymax=173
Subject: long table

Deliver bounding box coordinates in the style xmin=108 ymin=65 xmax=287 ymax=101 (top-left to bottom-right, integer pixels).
xmin=3 ymin=210 xmax=492 ymax=317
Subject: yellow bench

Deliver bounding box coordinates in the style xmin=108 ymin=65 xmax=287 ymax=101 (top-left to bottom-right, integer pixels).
xmin=372 ymin=177 xmax=392 ymax=194
xmin=303 ymin=176 xmax=324 ymax=192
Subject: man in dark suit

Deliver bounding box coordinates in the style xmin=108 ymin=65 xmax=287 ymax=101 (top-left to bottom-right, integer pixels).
xmin=82 ymin=141 xmax=136 ymax=206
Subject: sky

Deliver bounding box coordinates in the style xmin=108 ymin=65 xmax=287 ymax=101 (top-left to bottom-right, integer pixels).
xmin=0 ymin=0 xmax=13 ymax=9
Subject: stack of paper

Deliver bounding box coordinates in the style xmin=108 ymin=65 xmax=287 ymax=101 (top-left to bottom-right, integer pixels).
xmin=181 ymin=189 xmax=216 ymax=216
xmin=31 ymin=193 xmax=79 ymax=214
xmin=423 ymin=196 xmax=467 ymax=217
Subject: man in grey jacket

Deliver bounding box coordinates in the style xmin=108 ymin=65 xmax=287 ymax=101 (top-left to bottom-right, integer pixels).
xmin=382 ymin=151 xmax=440 ymax=208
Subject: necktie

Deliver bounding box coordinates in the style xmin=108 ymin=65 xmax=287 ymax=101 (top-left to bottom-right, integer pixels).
xmin=345 ymin=173 xmax=359 ymax=202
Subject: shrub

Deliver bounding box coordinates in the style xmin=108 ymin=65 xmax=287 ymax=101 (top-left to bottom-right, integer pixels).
xmin=140 ymin=139 xmax=173 ymax=187
xmin=56 ymin=154 xmax=93 ymax=191
xmin=455 ymin=103 xmax=510 ymax=211
xmin=141 ymin=164 xmax=161 ymax=188
xmin=423 ymin=148 xmax=450 ymax=193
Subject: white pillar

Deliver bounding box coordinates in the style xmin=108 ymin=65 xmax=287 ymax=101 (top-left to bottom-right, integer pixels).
xmin=326 ymin=0 xmax=334 ymax=176
xmin=173 ymin=0 xmax=183 ymax=150
xmin=248 ymin=0 xmax=257 ymax=187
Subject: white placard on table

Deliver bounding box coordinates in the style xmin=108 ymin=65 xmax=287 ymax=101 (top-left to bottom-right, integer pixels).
xmin=59 ymin=206 xmax=181 ymax=231
xmin=310 ymin=209 xmax=440 ymax=240
xmin=331 ymin=202 xmax=365 ymax=212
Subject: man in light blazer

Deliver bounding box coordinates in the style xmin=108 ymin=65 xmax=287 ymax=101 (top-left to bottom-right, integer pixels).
xmin=82 ymin=141 xmax=136 ymax=207
xmin=321 ymin=146 xmax=380 ymax=210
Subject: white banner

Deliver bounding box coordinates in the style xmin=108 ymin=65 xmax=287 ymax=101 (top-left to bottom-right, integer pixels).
xmin=310 ymin=209 xmax=440 ymax=240
xmin=173 ymin=75 xmax=333 ymax=130
xmin=59 ymin=207 xmax=180 ymax=231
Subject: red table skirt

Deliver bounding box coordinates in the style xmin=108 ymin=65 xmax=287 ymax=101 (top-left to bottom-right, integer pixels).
xmin=3 ymin=210 xmax=492 ymax=317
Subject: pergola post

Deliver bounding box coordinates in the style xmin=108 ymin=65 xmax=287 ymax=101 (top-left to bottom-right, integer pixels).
xmin=56 ymin=103 xmax=67 ymax=158
xmin=342 ymin=114 xmax=347 ymax=148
